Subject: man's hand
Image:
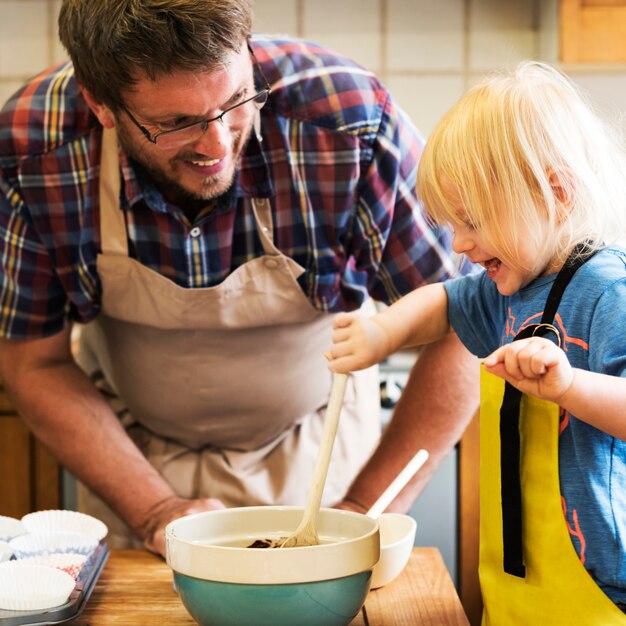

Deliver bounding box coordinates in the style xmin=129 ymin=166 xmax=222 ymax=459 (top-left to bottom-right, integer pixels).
xmin=483 ymin=336 xmax=574 ymax=403
xmin=139 ymin=496 xmax=226 ymax=557
xmin=327 ymin=313 xmax=391 ymax=373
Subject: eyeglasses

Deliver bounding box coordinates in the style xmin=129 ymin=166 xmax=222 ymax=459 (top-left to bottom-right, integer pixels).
xmin=119 ymin=47 xmax=271 ymax=150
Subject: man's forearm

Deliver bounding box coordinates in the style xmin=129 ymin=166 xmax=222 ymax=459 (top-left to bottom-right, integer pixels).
xmin=341 ymin=333 xmax=479 ymax=513
xmin=0 ymin=337 xmax=176 ymax=538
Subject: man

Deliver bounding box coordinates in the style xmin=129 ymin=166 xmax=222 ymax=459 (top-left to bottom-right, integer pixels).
xmin=0 ymin=0 xmax=478 ymax=555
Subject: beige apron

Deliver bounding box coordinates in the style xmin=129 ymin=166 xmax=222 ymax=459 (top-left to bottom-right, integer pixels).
xmin=75 ymin=128 xmax=380 ymax=547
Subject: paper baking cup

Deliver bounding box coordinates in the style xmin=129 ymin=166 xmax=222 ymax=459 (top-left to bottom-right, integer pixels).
xmin=16 ymin=552 xmax=87 ymax=579
xmin=0 ymin=540 xmax=12 ymax=563
xmin=0 ymin=515 xmax=25 ymax=541
xmin=0 ymin=562 xmax=75 ymax=611
xmin=9 ymin=531 xmax=99 ymax=559
xmin=21 ymin=510 xmax=108 ymax=541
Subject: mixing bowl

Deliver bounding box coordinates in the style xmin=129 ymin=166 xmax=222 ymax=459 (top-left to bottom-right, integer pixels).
xmin=166 ymin=506 xmax=379 ymax=626
xmin=370 ymin=513 xmax=417 ymax=589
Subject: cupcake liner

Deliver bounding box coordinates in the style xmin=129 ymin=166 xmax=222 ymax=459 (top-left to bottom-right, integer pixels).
xmin=0 ymin=562 xmax=75 ymax=611
xmin=0 ymin=515 xmax=26 ymax=542
xmin=0 ymin=540 xmax=12 ymax=563
xmin=9 ymin=531 xmax=99 ymax=559
xmin=15 ymin=552 xmax=87 ymax=579
xmin=21 ymin=509 xmax=108 ymax=541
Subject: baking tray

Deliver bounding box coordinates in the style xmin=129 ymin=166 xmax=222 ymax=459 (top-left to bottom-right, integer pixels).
xmin=0 ymin=541 xmax=109 ymax=626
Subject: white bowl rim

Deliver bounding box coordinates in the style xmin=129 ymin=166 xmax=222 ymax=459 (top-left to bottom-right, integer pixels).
xmin=166 ymin=506 xmax=376 ymax=547
xmin=371 ymin=513 xmax=417 ymax=589
xmin=166 ymin=506 xmax=380 ymax=585
xmin=378 ymin=512 xmax=417 ymax=549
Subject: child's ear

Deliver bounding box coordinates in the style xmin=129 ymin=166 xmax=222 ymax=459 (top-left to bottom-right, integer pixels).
xmin=547 ymin=168 xmax=575 ymax=219
xmin=80 ymin=87 xmax=116 ymax=129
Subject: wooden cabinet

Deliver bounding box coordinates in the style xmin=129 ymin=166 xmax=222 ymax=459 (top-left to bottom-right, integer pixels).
xmin=458 ymin=410 xmax=481 ymax=626
xmin=561 ymin=0 xmax=626 ymax=62
xmin=0 ymin=381 xmax=61 ymax=518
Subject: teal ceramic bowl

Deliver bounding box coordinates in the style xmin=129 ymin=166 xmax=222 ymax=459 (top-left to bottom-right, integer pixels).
xmin=166 ymin=506 xmax=380 ymax=626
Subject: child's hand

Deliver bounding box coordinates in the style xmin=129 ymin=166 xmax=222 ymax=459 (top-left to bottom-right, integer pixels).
xmin=326 ymin=313 xmax=390 ymax=373
xmin=483 ymin=336 xmax=574 ymax=403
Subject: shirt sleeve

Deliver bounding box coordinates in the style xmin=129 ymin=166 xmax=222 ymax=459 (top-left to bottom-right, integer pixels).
xmin=0 ymin=180 xmax=70 ymax=338
xmin=588 ymin=277 xmax=626 ymax=378
xmin=444 ymin=271 xmax=502 ymax=358
xmin=349 ymin=93 xmax=472 ymax=305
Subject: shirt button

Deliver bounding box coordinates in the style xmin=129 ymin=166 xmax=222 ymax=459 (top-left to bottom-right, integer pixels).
xmin=190 ymin=227 xmax=201 ymax=238
xmin=264 ymin=258 xmax=279 ymax=270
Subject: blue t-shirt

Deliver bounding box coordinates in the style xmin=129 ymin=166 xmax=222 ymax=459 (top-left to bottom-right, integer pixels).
xmin=445 ymin=246 xmax=626 ymax=603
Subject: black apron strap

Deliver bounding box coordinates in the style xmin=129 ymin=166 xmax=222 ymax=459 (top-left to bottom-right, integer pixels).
xmin=500 ymin=242 xmax=595 ymax=578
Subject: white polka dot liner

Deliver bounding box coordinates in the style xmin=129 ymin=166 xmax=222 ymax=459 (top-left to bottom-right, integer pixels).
xmin=15 ymin=552 xmax=88 ymax=580
xmin=9 ymin=531 xmax=99 ymax=559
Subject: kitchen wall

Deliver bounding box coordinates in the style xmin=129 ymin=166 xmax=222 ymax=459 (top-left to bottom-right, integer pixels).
xmin=2 ymin=0 xmax=626 ymax=135
xmin=2 ymin=0 xmax=626 ymax=585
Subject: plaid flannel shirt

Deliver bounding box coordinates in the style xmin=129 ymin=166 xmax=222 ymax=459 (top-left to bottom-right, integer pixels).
xmin=0 ymin=35 xmax=463 ymax=339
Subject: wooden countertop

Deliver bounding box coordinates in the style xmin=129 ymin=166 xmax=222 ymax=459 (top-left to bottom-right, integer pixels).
xmin=67 ymin=548 xmax=469 ymax=625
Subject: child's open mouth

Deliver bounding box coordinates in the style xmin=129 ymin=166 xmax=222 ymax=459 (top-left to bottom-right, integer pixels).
xmin=482 ymin=258 xmax=501 ymax=278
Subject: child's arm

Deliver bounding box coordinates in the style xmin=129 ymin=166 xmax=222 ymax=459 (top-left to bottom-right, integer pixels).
xmin=327 ymin=283 xmax=451 ymax=373
xmin=484 ymin=337 xmax=626 ymax=440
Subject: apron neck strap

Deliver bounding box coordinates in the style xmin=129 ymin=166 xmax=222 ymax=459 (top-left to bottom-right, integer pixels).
xmin=249 ymin=110 xmax=280 ymax=257
xmin=251 ymin=197 xmax=279 ymax=256
xmin=499 ymin=241 xmax=597 ymax=579
xmin=99 ymin=127 xmax=128 ymax=256
xmin=541 ymin=241 xmax=594 ymax=324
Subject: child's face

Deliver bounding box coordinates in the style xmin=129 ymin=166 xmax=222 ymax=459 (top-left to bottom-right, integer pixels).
xmin=450 ymin=212 xmax=554 ymax=296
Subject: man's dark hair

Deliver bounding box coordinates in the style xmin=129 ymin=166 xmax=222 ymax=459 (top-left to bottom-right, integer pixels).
xmin=59 ymin=0 xmax=253 ymax=108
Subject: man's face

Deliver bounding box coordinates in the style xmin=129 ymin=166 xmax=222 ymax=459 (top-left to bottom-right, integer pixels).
xmin=114 ymin=42 xmax=255 ymax=205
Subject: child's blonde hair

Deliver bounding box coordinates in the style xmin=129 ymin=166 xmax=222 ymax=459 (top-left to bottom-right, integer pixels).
xmin=417 ymin=61 xmax=626 ymax=271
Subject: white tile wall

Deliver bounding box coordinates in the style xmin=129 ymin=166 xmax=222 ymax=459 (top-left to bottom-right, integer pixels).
xmin=252 ymin=0 xmax=299 ymax=39
xmin=537 ymin=0 xmax=559 ymax=63
xmin=468 ymin=0 xmax=537 ymax=71
xmin=567 ymin=72 xmax=626 ymax=133
xmin=302 ymin=0 xmax=382 ymax=73
xmin=0 ymin=1 xmax=50 ymax=77
xmin=387 ymin=0 xmax=465 ymax=72
xmin=51 ymin=0 xmax=67 ymax=65
xmin=386 ymin=74 xmax=465 ymax=137
xmin=0 ymin=0 xmax=625 ymax=138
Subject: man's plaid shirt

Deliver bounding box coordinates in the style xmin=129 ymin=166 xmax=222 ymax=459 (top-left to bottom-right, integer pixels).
xmin=0 ymin=35 xmax=463 ymax=339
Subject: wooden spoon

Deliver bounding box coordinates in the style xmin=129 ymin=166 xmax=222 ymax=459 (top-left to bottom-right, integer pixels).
xmin=278 ymin=372 xmax=349 ymax=548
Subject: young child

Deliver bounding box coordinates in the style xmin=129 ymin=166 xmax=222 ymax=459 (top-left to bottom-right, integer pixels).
xmin=327 ymin=62 xmax=626 ymax=625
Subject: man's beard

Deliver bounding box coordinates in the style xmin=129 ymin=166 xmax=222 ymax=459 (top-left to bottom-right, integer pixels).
xmin=116 ymin=122 xmax=253 ymax=212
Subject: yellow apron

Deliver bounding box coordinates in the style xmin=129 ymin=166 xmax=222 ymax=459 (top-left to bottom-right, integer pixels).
xmin=480 ymin=369 xmax=626 ymax=624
